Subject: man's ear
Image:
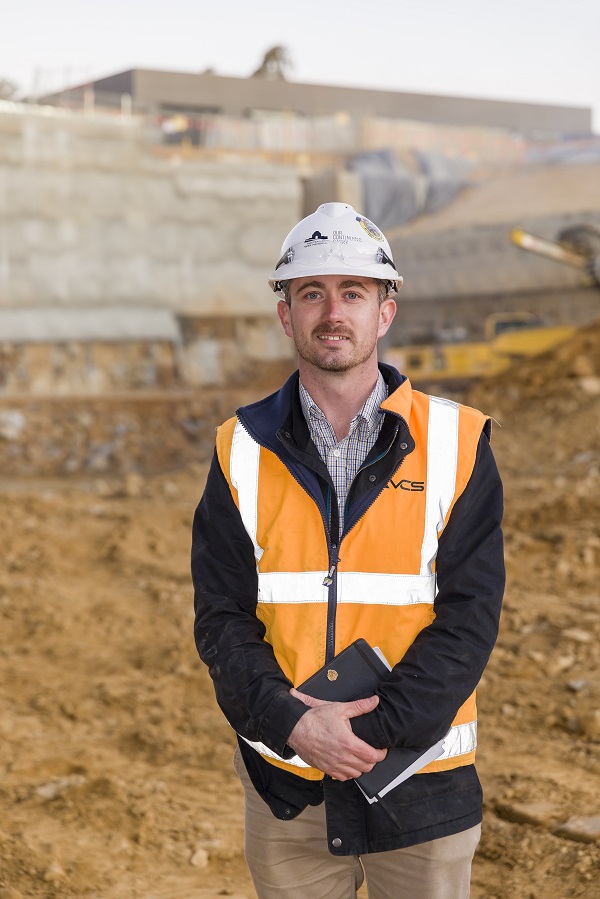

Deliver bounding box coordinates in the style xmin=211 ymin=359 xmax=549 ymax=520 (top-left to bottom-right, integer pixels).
xmin=277 ymin=299 xmax=294 ymax=338
xmin=378 ymin=298 xmax=397 ymax=338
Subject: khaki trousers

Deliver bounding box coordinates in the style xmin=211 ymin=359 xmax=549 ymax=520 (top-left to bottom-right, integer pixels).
xmin=234 ymin=748 xmax=480 ymax=899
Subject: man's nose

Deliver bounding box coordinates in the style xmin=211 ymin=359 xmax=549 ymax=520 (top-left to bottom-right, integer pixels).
xmin=322 ymin=294 xmax=344 ymax=320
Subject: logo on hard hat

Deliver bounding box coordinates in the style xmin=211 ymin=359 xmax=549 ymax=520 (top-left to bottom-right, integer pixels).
xmin=304 ymin=230 xmax=329 ymax=245
xmin=356 ymin=216 xmax=384 ymax=241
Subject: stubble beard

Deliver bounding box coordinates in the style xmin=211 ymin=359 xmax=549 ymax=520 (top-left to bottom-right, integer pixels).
xmin=294 ymin=327 xmax=377 ymax=373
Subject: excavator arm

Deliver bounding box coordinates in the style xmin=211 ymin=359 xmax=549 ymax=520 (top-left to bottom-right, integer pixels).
xmin=510 ymin=225 xmax=600 ymax=286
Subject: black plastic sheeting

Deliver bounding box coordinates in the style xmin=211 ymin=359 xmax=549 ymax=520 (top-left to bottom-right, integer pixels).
xmin=347 ymin=148 xmax=472 ymax=231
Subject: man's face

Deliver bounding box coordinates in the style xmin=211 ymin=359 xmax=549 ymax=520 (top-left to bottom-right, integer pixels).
xmin=277 ymin=275 xmax=396 ymax=374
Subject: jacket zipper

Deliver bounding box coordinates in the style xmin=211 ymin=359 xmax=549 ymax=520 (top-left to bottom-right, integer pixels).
xmin=324 ymin=542 xmax=338 ymax=663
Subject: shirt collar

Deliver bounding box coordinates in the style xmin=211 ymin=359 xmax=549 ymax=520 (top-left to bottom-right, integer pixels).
xmin=299 ymin=372 xmax=387 ymax=437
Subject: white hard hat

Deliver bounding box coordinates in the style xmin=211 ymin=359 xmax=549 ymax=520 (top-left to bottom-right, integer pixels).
xmin=269 ymin=202 xmax=403 ymax=298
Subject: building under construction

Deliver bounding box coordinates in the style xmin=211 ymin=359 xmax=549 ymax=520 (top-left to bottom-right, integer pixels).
xmin=1 ymin=68 xmax=598 ymax=401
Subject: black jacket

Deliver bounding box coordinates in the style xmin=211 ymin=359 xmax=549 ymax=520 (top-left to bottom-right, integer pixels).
xmin=192 ymin=364 xmax=505 ymax=855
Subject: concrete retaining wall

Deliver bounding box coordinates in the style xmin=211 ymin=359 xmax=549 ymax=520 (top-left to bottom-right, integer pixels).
xmin=0 ymin=103 xmax=300 ymax=391
xmin=0 ymin=103 xmax=300 ymax=317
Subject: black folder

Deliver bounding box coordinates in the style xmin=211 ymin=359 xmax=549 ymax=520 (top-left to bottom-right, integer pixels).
xmin=297 ymin=639 xmax=446 ymax=802
xmin=297 ymin=638 xmax=390 ymax=703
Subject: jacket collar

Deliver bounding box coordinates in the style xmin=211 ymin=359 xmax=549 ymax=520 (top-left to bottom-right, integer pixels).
xmin=380 ymin=370 xmax=413 ymax=423
xmin=237 ymin=364 xmax=409 ymax=451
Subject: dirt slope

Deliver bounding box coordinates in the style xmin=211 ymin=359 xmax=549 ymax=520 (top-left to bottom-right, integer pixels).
xmin=466 ymin=317 xmax=600 ymax=897
xmin=391 ymin=162 xmax=600 ymax=235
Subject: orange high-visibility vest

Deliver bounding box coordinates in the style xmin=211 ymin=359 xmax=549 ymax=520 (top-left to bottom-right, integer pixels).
xmin=216 ymin=380 xmax=488 ymax=780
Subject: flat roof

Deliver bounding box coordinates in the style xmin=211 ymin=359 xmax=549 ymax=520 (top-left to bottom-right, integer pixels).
xmin=42 ymin=68 xmax=593 ymax=136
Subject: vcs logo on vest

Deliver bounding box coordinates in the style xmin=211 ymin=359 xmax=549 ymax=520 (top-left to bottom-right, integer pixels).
xmin=385 ymin=477 xmax=425 ymax=492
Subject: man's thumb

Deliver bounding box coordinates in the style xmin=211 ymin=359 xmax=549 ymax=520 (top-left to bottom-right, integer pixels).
xmin=346 ymin=695 xmax=379 ymax=718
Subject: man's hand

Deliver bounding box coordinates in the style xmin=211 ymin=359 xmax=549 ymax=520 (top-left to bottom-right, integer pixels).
xmin=287 ymin=688 xmax=387 ymax=780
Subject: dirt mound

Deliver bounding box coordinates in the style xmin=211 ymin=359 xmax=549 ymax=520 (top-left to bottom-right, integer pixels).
xmin=1 ymin=320 xmax=600 ymax=897
xmin=393 ymin=162 xmax=600 ymax=235
xmin=466 ymin=317 xmax=600 ymax=896
xmin=469 ymin=316 xmax=600 ymax=583
xmin=471 ymin=314 xmax=600 ymax=437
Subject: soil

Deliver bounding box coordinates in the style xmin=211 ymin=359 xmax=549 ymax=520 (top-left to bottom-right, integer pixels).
xmin=1 ymin=319 xmax=600 ymax=898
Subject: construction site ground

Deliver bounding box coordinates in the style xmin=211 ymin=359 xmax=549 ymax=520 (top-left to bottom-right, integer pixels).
xmin=1 ymin=319 xmax=600 ymax=899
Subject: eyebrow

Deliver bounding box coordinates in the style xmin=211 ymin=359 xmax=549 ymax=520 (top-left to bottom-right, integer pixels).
xmin=293 ymin=279 xmax=369 ymax=293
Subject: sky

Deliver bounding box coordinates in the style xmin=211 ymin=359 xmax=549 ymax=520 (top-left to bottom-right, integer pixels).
xmin=2 ymin=0 xmax=599 ymax=132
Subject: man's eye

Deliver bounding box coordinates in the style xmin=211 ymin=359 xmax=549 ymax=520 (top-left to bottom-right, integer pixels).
xmin=305 ymin=291 xmax=320 ymax=300
xmin=346 ymin=292 xmax=360 ymax=300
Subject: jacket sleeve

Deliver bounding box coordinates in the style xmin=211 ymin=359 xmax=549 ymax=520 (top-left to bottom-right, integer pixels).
xmin=351 ymin=430 xmax=505 ymax=751
xmin=192 ymin=449 xmax=309 ymax=756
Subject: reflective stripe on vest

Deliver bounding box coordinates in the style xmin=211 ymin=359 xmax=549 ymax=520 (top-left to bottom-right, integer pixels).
xmin=240 ymin=719 xmax=477 ymax=769
xmin=231 ymin=395 xmax=459 ymax=604
xmin=257 ymin=570 xmax=437 ymax=605
xmin=421 ymin=395 xmax=459 ymax=575
xmin=230 ymin=421 xmax=263 ymax=565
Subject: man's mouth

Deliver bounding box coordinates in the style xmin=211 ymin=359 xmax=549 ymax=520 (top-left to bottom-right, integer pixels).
xmin=316 ymin=334 xmax=350 ymax=342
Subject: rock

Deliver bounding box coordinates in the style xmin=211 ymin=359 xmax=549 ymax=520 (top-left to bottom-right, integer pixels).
xmin=567 ymin=679 xmax=588 ymax=692
xmin=190 ymin=847 xmax=209 ymax=868
xmin=495 ymin=800 xmax=562 ymax=827
xmin=562 ymin=627 xmax=592 ymax=643
xmin=0 ymin=410 xmax=26 ymax=441
xmin=578 ymin=376 xmax=600 ymax=396
xmin=562 ymin=714 xmax=583 ymax=735
xmin=87 ymin=445 xmax=112 ymax=472
xmin=579 ymin=709 xmax=600 ymax=739
xmin=555 ymin=558 xmax=573 ymax=578
xmin=43 ymin=859 xmax=67 ymax=882
xmin=554 ymin=815 xmax=600 ymax=843
xmin=162 ymin=480 xmax=179 ymax=497
xmin=547 ymin=654 xmax=576 ymax=676
xmin=0 ymin=888 xmax=24 ymax=899
xmin=36 ymin=774 xmax=86 ymax=800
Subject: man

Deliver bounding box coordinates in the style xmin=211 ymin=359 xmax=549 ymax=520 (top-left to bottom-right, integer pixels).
xmin=192 ymin=203 xmax=504 ymax=898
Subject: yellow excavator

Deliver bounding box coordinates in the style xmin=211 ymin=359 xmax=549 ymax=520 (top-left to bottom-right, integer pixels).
xmin=384 ymin=312 xmax=576 ymax=386
xmin=384 ymin=223 xmax=599 ymax=386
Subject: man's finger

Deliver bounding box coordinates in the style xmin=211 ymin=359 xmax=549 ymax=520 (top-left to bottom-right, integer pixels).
xmin=289 ymin=687 xmax=329 ymax=707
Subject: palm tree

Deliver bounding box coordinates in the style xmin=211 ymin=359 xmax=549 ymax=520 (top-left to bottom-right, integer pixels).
xmin=251 ymin=46 xmax=293 ymax=81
